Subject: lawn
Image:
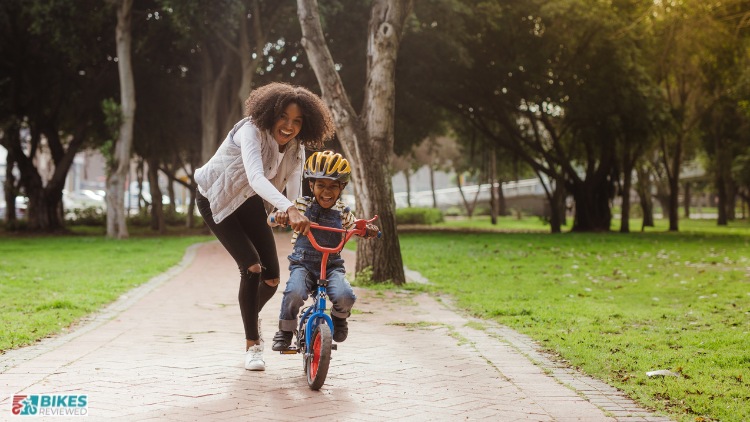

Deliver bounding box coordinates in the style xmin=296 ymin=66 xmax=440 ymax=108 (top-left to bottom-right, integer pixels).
xmin=0 ymin=231 xmax=211 ymax=351
xmin=398 ymin=218 xmax=750 ymax=422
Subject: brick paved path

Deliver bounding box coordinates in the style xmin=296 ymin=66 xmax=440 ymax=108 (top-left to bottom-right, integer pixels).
xmin=1 ymin=234 xmax=672 ymax=421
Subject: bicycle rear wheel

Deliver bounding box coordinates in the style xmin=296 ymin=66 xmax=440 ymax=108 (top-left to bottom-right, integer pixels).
xmin=306 ymin=324 xmax=332 ymax=390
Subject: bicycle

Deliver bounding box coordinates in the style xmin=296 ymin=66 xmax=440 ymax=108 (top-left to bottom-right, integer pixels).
xmin=271 ymin=215 xmax=380 ymax=390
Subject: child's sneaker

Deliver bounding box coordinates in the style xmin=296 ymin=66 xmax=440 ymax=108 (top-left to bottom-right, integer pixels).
xmin=272 ymin=330 xmax=293 ymax=351
xmin=244 ymin=344 xmax=265 ymax=371
xmin=331 ymin=316 xmax=348 ymax=342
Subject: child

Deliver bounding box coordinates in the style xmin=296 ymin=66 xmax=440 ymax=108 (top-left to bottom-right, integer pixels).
xmin=267 ymin=151 xmax=379 ymax=351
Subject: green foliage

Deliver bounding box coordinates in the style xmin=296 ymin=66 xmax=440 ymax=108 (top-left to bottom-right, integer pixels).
xmin=352 ymin=266 xmax=375 ymax=286
xmin=66 ymin=206 xmax=106 ymax=226
xmin=399 ymin=220 xmax=750 ymax=422
xmin=396 ymin=207 xmax=445 ymax=225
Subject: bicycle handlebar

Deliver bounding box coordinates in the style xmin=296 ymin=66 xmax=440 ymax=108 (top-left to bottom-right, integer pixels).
xmin=269 ymin=215 xmax=381 ymax=254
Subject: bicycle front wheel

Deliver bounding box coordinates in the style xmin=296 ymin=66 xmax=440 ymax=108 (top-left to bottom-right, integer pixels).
xmin=306 ymin=323 xmax=332 ymax=390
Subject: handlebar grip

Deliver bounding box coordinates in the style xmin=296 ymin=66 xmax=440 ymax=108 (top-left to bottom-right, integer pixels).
xmin=377 ymin=231 xmax=382 ymax=239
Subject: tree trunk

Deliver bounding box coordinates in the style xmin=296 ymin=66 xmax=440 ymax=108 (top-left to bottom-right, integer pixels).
xmin=3 ymin=121 xmax=85 ymax=231
xmin=429 ymin=164 xmax=437 ymax=208
xmin=186 ymin=183 xmax=196 ymax=228
xmin=403 ymin=168 xmax=412 ymax=208
xmin=535 ymin=172 xmax=563 ymax=233
xmin=489 ymin=151 xmax=497 ymax=225
xmin=716 ymin=171 xmax=728 ymax=226
xmin=5 ymin=125 xmax=63 ymax=231
xmin=298 ymin=0 xmax=412 ymax=284
xmin=147 ymin=158 xmax=165 ymax=233
xmin=667 ymin=159 xmax=680 ymax=232
xmin=569 ymin=177 xmax=613 ymax=232
xmin=635 ymin=164 xmax=654 ymax=229
xmin=727 ymin=179 xmax=737 ymax=221
xmin=662 ymin=135 xmax=682 ymax=232
xmin=548 ymin=183 xmax=564 ymax=234
xmin=620 ymin=166 xmax=633 ymax=233
xmin=2 ymin=122 xmax=19 ymax=225
xmin=107 ymin=0 xmax=136 ymax=239
xmin=136 ymin=158 xmax=145 ymax=212
xmin=498 ymin=180 xmax=507 ymax=216
xmin=167 ymin=177 xmax=176 ymax=215
xmin=200 ymin=52 xmax=231 ymax=165
xmin=456 ymin=173 xmax=479 ymax=217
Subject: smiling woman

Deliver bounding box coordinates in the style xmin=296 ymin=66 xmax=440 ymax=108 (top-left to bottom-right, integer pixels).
xmin=193 ymin=82 xmax=335 ymax=372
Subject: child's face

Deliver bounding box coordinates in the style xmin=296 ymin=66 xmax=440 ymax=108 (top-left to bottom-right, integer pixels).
xmin=309 ymin=178 xmax=344 ymax=209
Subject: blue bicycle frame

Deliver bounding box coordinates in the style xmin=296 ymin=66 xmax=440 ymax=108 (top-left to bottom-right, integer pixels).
xmin=298 ymin=285 xmax=334 ymax=350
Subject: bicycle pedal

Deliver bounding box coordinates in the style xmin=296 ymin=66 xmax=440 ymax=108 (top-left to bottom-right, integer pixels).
xmin=279 ymin=347 xmax=299 ymax=354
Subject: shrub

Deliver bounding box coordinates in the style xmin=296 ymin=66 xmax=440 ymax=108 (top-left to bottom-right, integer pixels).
xmin=126 ymin=210 xmax=152 ymax=227
xmin=444 ymin=206 xmax=463 ymax=217
xmin=67 ymin=206 xmax=105 ymax=226
xmin=396 ymin=207 xmax=444 ymax=225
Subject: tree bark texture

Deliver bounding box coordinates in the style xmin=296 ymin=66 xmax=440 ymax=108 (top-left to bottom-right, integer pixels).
xmin=403 ymin=168 xmax=412 ymax=208
xmin=2 ymin=119 xmax=82 ymax=231
xmin=107 ymin=0 xmax=136 ymax=239
xmin=2 ymin=121 xmax=19 ymax=225
xmin=489 ymin=151 xmax=497 ymax=225
xmin=666 ymin=141 xmax=681 ymax=232
xmin=635 ymin=164 xmax=654 ymax=229
xmin=568 ymin=176 xmax=613 ymax=232
xmin=429 ymin=165 xmax=437 ymax=208
xmin=147 ymin=158 xmax=165 ymax=234
xmin=620 ymin=168 xmax=632 ymax=233
xmin=298 ymin=0 xmax=412 ymax=284
xmin=199 ymin=50 xmax=231 ymax=165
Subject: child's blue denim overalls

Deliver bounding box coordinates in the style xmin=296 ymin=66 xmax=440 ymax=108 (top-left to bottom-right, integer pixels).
xmin=277 ymin=201 xmax=356 ymax=332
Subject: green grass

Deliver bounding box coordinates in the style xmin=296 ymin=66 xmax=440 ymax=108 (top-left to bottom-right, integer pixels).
xmin=0 ymin=232 xmax=211 ymax=351
xmin=399 ymin=219 xmax=750 ymax=422
xmin=438 ymin=214 xmax=750 ymax=234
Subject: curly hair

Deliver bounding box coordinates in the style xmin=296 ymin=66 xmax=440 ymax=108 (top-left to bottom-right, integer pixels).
xmin=244 ymin=82 xmax=335 ymax=150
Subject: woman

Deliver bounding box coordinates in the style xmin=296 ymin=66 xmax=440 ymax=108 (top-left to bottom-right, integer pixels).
xmin=195 ymin=82 xmax=335 ymax=371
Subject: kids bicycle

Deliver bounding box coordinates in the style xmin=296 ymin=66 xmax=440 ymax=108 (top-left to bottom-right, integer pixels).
xmin=271 ymin=215 xmax=379 ymax=390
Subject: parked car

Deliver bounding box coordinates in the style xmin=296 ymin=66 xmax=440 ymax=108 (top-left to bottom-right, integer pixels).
xmin=0 ymin=196 xmax=28 ymax=220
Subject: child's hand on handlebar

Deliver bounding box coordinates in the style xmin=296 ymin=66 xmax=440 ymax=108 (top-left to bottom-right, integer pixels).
xmin=364 ymin=224 xmax=380 ymax=239
xmin=268 ymin=210 xmax=289 ymax=227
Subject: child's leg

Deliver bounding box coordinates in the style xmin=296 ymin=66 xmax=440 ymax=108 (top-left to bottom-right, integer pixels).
xmin=278 ymin=265 xmax=311 ymax=332
xmin=325 ymin=269 xmax=354 ymax=342
xmin=273 ymin=265 xmax=311 ymax=351
xmin=325 ymin=268 xmax=356 ymax=318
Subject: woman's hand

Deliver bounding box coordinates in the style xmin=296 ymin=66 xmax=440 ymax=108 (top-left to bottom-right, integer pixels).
xmin=286 ymin=206 xmax=310 ymax=235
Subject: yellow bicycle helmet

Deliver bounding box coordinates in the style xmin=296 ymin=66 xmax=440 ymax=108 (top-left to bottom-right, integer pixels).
xmin=304 ymin=151 xmax=351 ymax=184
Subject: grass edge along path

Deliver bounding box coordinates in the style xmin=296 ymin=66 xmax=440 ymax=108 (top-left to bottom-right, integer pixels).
xmin=398 ymin=224 xmax=749 ymax=422
xmin=0 ymin=234 xmax=211 ymax=352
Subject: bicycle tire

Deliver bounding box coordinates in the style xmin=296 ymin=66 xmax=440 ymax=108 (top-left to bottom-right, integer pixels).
xmin=306 ymin=324 xmax=332 ymax=390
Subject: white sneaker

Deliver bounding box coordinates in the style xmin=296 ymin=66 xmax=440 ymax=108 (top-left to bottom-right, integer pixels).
xmin=245 ymin=344 xmax=265 ymax=371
